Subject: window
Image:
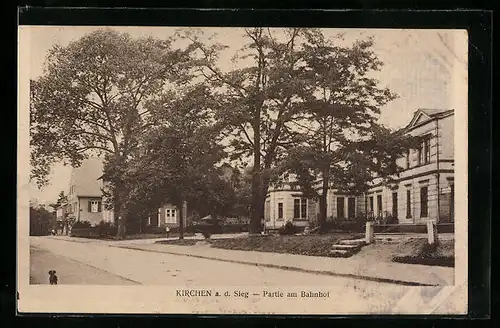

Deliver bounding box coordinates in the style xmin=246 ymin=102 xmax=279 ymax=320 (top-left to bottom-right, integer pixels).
xmin=293 ymin=198 xmax=307 ymax=219
xmin=369 ymin=196 xmax=374 ymax=213
xmin=277 ymin=202 xmax=283 ymax=219
xmin=418 ymin=136 xmax=431 ymax=165
xmin=88 ymin=200 xmax=101 ymax=213
xmin=420 ymin=186 xmax=428 ymax=217
xmin=348 ymin=197 xmax=356 ymax=218
xmin=336 ymin=197 xmax=345 ymax=218
xmin=165 ymin=208 xmax=177 ymax=223
xmin=392 ymin=192 xmax=398 ymax=218
xmin=301 ymin=199 xmax=307 ymax=219
xmin=424 ymin=137 xmax=431 ymax=163
xmin=405 ymin=149 xmax=410 ymax=169
xmin=406 ymin=189 xmax=412 ymax=218
xmin=377 ymin=195 xmax=383 ymax=216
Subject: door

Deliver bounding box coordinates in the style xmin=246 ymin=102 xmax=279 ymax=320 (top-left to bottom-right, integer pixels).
xmin=347 ymin=197 xmax=355 ymax=219
xmin=336 ymin=197 xmax=345 ymax=219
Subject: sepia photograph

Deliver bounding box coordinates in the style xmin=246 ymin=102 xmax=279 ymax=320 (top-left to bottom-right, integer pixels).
xmin=18 ymin=25 xmax=468 ymax=315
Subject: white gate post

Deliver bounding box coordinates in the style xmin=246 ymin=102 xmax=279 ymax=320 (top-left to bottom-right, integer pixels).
xmin=427 ymin=220 xmax=439 ymax=245
xmin=365 ymin=221 xmax=374 ymax=244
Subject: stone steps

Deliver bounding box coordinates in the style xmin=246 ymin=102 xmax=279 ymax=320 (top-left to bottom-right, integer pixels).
xmin=331 ymin=244 xmax=361 ymax=250
xmin=339 ymin=238 xmax=366 ymax=246
xmin=329 ymin=239 xmax=366 ymax=258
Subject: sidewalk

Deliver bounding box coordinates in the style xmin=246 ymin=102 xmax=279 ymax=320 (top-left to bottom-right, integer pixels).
xmin=113 ymin=242 xmax=454 ymax=286
xmin=42 ymin=233 xmax=247 ymax=245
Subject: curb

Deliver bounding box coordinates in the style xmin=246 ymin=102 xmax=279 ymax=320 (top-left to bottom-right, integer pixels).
xmin=113 ymin=245 xmax=441 ymax=287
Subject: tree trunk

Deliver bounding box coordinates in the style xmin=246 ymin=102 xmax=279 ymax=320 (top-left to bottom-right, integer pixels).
xmin=250 ymin=113 xmax=263 ymax=234
xmin=250 ymin=171 xmax=263 ymax=234
xmin=178 ymin=201 xmax=185 ymax=240
xmin=114 ymin=190 xmax=127 ymax=239
xmin=319 ymin=168 xmax=329 ymax=232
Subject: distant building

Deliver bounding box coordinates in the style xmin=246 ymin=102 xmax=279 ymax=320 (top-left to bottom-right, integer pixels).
xmin=264 ymin=108 xmax=455 ymax=229
xmin=65 ymin=157 xmax=183 ymax=228
xmin=66 ymin=158 xmax=106 ymax=226
xmin=364 ymin=108 xmax=454 ymax=224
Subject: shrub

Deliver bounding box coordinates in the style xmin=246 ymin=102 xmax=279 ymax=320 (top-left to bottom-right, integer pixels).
xmin=319 ymin=216 xmax=366 ymax=233
xmin=278 ymin=221 xmax=297 ymax=235
xmin=97 ymin=220 xmax=117 ymax=236
xmin=72 ymin=220 xmax=92 ymax=229
xmin=221 ymin=224 xmax=249 ymax=233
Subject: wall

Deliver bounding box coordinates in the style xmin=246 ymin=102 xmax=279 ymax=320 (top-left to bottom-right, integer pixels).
xmin=265 ymin=190 xmax=311 ymax=228
xmin=156 ymin=204 xmax=180 ymax=228
xmin=77 ymin=197 xmax=104 ymax=225
xmin=438 ymin=114 xmax=454 ymax=160
xmin=365 ymin=114 xmax=454 ymax=224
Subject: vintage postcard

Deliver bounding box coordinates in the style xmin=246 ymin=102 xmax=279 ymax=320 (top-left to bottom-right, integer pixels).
xmin=18 ymin=25 xmax=468 ymax=315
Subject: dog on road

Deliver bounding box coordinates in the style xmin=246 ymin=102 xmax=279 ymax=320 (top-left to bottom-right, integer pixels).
xmin=48 ymin=270 xmax=58 ymax=285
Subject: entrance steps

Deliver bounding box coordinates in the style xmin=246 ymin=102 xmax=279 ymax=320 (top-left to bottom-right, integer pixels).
xmin=329 ymin=238 xmax=366 ymax=257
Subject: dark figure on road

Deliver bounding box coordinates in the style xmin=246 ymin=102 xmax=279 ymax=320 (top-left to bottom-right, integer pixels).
xmin=48 ymin=270 xmax=58 ymax=285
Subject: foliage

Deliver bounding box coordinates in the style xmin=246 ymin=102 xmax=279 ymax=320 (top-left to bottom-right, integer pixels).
xmin=276 ymin=32 xmax=420 ymax=230
xmin=321 ymin=216 xmax=367 ymax=233
xmin=278 ymin=221 xmax=298 ymax=235
xmin=29 ymin=206 xmax=55 ymax=236
xmin=182 ymin=28 xmax=324 ymax=233
xmin=122 ymin=83 xmax=227 ymax=238
xmin=72 ymin=220 xmax=92 ymax=229
xmin=96 ymin=220 xmax=118 ymax=236
xmin=49 ymin=190 xmax=68 ymax=211
xmin=30 ymin=29 xmax=193 ymax=237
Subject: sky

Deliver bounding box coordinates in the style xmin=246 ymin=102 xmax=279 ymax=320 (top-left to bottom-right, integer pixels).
xmin=21 ymin=26 xmax=468 ymax=205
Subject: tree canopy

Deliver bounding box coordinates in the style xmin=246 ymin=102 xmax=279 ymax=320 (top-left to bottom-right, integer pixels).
xmin=30 ymin=27 xmax=415 ymax=236
xmin=30 ymin=28 xmax=193 ymax=236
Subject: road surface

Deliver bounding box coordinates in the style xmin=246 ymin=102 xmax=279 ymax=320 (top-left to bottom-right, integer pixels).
xmin=29 ymin=236 xmax=409 ymax=287
xmin=25 ymin=236 xmax=456 ymax=314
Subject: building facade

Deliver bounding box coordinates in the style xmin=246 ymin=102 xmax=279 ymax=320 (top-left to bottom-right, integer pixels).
xmin=264 ymin=108 xmax=455 ymax=229
xmin=365 ymin=108 xmax=454 ymax=224
xmin=66 ymin=158 xmax=106 ymax=226
xmin=65 ymin=158 xmax=182 ymax=227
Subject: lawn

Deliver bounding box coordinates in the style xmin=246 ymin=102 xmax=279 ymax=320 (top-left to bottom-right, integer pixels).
xmin=71 ymin=232 xmax=195 ymax=240
xmin=391 ymin=238 xmax=454 ymax=267
xmin=210 ymin=233 xmax=364 ymax=257
xmin=156 ymin=239 xmax=199 ymax=246
xmin=156 ymin=233 xmax=363 ymax=256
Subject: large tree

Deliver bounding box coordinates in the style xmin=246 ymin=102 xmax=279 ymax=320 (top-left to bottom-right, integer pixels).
xmin=125 ymin=84 xmax=226 ymax=239
xmin=30 ymin=29 xmax=191 ymax=237
xmin=280 ymin=34 xmax=419 ymax=230
xmin=183 ymin=28 xmax=318 ymax=233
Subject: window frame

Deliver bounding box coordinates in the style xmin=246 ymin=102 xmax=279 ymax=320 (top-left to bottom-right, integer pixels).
xmin=406 ymin=189 xmax=412 ymax=218
xmin=89 ymin=200 xmax=100 ymax=213
xmin=165 ymin=208 xmax=177 ymax=224
xmin=420 ymin=186 xmax=429 ymax=218
xmin=336 ymin=196 xmax=345 ymax=219
xmin=293 ymin=198 xmax=307 ymax=219
xmin=376 ymin=194 xmax=383 ymax=216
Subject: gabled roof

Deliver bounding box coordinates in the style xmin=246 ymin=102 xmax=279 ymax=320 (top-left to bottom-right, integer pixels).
xmin=69 ymin=158 xmax=104 ymax=197
xmin=404 ymin=108 xmax=454 ymax=131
